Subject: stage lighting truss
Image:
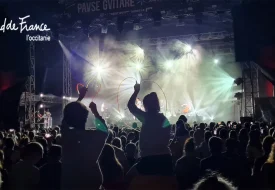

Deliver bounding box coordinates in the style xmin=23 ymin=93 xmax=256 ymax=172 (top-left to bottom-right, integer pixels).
xmin=22 ymin=41 xmax=36 ymax=127
xmin=120 ymin=31 xmax=234 ymax=56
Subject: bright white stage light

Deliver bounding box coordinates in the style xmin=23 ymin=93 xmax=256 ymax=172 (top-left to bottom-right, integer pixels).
xmin=210 ymin=116 xmax=214 ymax=121
xmin=94 ymin=65 xmax=103 ymax=75
xmin=135 ymin=63 xmax=143 ymax=71
xmin=40 ymin=104 xmax=44 ymax=108
xmin=40 ymin=93 xmax=44 ymax=97
xmin=136 ymin=47 xmax=144 ymax=57
xmin=63 ymin=96 xmax=66 ymax=99
xmin=69 ymin=97 xmax=72 ymax=100
xmin=165 ymin=60 xmax=173 ymax=69
xmin=214 ymin=59 xmax=219 ymax=64
xmin=101 ymin=103 xmax=105 ymax=112
xmin=184 ymin=44 xmax=192 ymax=52
xmin=118 ymin=113 xmax=125 ymax=119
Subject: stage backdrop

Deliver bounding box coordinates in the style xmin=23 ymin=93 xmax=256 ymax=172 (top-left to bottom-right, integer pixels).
xmin=68 ymin=0 xmax=183 ymax=17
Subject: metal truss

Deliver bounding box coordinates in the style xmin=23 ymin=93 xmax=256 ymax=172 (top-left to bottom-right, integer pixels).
xmin=121 ymin=31 xmax=234 ymax=55
xmin=122 ymin=31 xmax=232 ymax=45
xmin=241 ymin=62 xmax=259 ymax=117
xmin=41 ymin=96 xmax=63 ymax=104
xmin=24 ymin=42 xmax=36 ymax=127
xmin=62 ymin=43 xmax=72 ymax=112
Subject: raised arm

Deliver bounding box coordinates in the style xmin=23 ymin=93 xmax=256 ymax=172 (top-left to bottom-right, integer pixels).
xmin=77 ymin=86 xmax=88 ymax=102
xmin=127 ymin=82 xmax=145 ymax=121
xmin=89 ymin=102 xmax=108 ymax=133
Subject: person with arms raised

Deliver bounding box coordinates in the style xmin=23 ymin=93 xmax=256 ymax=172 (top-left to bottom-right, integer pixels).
xmin=126 ymin=82 xmax=176 ymax=190
xmin=61 ymin=87 xmax=108 ymax=190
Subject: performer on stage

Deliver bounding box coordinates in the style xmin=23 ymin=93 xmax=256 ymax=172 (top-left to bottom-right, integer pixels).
xmin=44 ymin=109 xmax=52 ymax=128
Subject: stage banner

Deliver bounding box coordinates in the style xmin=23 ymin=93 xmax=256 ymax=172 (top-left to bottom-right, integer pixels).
xmin=67 ymin=0 xmax=183 ymax=17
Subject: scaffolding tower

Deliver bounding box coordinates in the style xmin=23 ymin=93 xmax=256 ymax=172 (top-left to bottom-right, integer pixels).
xmin=24 ymin=42 xmax=36 ymax=127
xmin=241 ymin=62 xmax=259 ymax=117
xmin=62 ymin=44 xmax=72 ymax=112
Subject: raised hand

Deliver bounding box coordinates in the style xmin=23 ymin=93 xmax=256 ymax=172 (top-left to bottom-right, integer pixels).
xmin=134 ymin=81 xmax=140 ymax=92
xmin=89 ymin=101 xmax=98 ymax=116
xmin=78 ymin=87 xmax=88 ymax=101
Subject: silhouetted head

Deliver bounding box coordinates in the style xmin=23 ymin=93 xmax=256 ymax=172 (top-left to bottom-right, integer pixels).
xmin=48 ymin=145 xmax=62 ymax=162
xmin=120 ymin=135 xmax=127 ymax=149
xmin=219 ymin=129 xmax=228 ymax=140
xmin=194 ymin=174 xmax=236 ymax=190
xmin=199 ymin=123 xmax=206 ymax=131
xmin=127 ymin=132 xmax=135 ymax=142
xmin=143 ymin=92 xmax=160 ymax=113
xmin=209 ymin=137 xmax=223 ymax=154
xmin=238 ymin=128 xmax=248 ymax=142
xmin=176 ymin=120 xmax=188 ymax=137
xmin=209 ymin=122 xmax=215 ymax=130
xmin=22 ymin=142 xmax=43 ymax=163
xmin=99 ymin=144 xmax=123 ymax=184
xmin=19 ymin=137 xmax=30 ymax=148
xmin=125 ymin=143 xmax=136 ymax=158
xmin=248 ymin=130 xmax=262 ymax=150
xmin=251 ymin=125 xmax=258 ymax=131
xmin=184 ymin=138 xmax=195 ymax=154
xmin=29 ymin=131 xmax=35 ymax=141
xmin=106 ymin=129 xmax=114 ymax=144
xmin=36 ymin=137 xmax=48 ymax=154
xmin=112 ymin=137 xmax=122 ymax=149
xmin=204 ymin=131 xmax=212 ymax=142
xmin=113 ymin=126 xmax=119 ymax=135
xmin=100 ymin=144 xmax=117 ymax=162
xmin=54 ymin=126 xmax=61 ymax=134
xmin=225 ymin=138 xmax=238 ymax=153
xmin=63 ymin=101 xmax=89 ymax=129
xmin=229 ymin=130 xmax=237 ymax=140
xmin=189 ymin=130 xmax=194 ymax=137
xmin=178 ymin=115 xmax=188 ymax=123
xmin=4 ymin=138 xmax=15 ymax=149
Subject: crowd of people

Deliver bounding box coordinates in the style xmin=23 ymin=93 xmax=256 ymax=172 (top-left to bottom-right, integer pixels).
xmin=1 ymin=83 xmax=275 ymax=190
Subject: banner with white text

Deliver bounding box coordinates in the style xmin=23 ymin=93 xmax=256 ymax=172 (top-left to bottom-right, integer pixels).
xmin=68 ymin=0 xmax=183 ymax=17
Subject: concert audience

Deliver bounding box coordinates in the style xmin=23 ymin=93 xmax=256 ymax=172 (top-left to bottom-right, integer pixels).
xmin=175 ymin=138 xmax=200 ymax=190
xmin=197 ymin=131 xmax=212 ymax=159
xmin=39 ymin=145 xmax=62 ymax=190
xmin=200 ymin=137 xmax=231 ymax=178
xmin=8 ymin=142 xmax=43 ymax=190
xmin=262 ymin=143 xmax=275 ymax=189
xmin=125 ymin=143 xmax=137 ymax=168
xmin=193 ymin=174 xmax=236 ymax=190
xmin=0 ymin=83 xmax=274 ymax=190
xmin=99 ymin=144 xmax=125 ymax=190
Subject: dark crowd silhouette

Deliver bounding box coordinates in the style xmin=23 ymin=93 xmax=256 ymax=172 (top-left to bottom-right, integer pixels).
xmin=0 ymin=83 xmax=275 ymax=190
